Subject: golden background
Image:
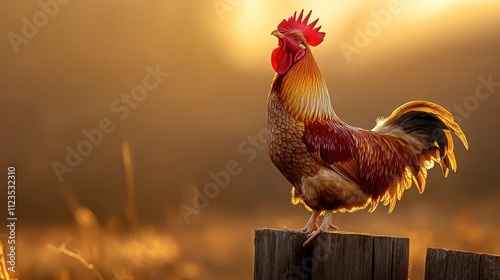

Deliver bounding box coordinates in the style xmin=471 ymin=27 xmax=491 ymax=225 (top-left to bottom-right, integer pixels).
xmin=1 ymin=0 xmax=499 ymax=279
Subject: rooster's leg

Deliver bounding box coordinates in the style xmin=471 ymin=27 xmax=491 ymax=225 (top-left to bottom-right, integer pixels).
xmin=284 ymin=210 xmax=321 ymax=233
xmin=303 ymin=210 xmax=338 ymax=246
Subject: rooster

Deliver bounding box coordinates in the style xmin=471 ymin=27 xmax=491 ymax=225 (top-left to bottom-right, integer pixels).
xmin=267 ymin=10 xmax=469 ymax=246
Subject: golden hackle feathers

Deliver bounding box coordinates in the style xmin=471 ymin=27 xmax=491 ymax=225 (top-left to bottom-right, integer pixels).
xmin=275 ymin=49 xmax=335 ymax=121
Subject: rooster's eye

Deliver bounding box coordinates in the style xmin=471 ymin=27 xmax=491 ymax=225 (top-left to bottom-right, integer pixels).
xmin=293 ymin=36 xmax=300 ymax=42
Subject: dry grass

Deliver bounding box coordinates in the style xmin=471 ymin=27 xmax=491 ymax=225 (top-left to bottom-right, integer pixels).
xmin=42 ymin=140 xmax=177 ymax=279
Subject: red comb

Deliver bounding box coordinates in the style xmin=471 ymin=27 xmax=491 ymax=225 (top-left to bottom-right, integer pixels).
xmin=277 ymin=10 xmax=325 ymax=46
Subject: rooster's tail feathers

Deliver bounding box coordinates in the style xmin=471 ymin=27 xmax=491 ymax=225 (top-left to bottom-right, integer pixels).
xmin=373 ymin=100 xmax=468 ymax=194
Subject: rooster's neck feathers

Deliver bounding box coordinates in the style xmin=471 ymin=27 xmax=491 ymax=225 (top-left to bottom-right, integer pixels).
xmin=272 ymin=49 xmax=335 ymax=121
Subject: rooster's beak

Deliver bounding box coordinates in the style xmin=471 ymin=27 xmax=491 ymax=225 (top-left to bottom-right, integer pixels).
xmin=271 ymin=30 xmax=285 ymax=39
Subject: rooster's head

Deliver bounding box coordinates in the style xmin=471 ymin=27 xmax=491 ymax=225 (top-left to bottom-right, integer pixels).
xmin=271 ymin=10 xmax=325 ymax=75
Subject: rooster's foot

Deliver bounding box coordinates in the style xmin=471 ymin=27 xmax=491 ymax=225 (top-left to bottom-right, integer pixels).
xmin=303 ymin=210 xmax=336 ymax=247
xmin=284 ymin=210 xmax=321 ymax=234
xmin=329 ymin=222 xmax=340 ymax=232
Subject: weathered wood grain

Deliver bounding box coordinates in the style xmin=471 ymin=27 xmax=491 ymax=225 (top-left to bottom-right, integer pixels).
xmin=425 ymin=247 xmax=500 ymax=280
xmin=254 ymin=229 xmax=409 ymax=280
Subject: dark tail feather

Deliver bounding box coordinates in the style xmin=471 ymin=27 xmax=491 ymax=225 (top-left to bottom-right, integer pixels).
xmin=374 ymin=100 xmax=468 ymax=192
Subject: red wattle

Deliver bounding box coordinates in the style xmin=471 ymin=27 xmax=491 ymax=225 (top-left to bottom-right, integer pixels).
xmin=271 ymin=46 xmax=292 ymax=75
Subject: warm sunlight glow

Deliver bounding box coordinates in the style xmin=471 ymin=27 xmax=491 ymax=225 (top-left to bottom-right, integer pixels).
xmin=217 ymin=0 xmax=493 ymax=68
xmin=402 ymin=0 xmax=467 ymax=19
xmin=219 ymin=1 xmax=351 ymax=69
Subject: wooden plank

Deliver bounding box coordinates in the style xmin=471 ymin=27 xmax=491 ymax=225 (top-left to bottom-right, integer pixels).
xmin=373 ymin=235 xmax=393 ymax=279
xmin=254 ymin=229 xmax=409 ymax=280
xmin=425 ymin=248 xmax=500 ymax=280
xmin=479 ymin=253 xmax=500 ymax=280
xmin=254 ymin=229 xmax=311 ymax=280
xmin=425 ymin=248 xmax=447 ymax=280
xmin=371 ymin=235 xmax=409 ymax=280
xmin=444 ymin=249 xmax=480 ymax=280
xmin=312 ymin=232 xmax=373 ymax=280
xmin=391 ymin=237 xmax=410 ymax=280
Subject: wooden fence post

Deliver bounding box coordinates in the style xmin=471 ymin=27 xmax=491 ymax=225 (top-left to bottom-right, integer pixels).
xmin=254 ymin=229 xmax=409 ymax=280
xmin=425 ymin=247 xmax=500 ymax=280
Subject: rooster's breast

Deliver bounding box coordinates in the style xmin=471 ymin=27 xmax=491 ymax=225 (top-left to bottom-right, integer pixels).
xmin=267 ymin=92 xmax=320 ymax=186
xmin=267 ymin=92 xmax=369 ymax=211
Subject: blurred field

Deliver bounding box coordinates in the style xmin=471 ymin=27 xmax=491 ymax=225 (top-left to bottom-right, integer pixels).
xmin=1 ymin=1 xmax=500 ymax=279
xmin=9 ymin=200 xmax=500 ymax=279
